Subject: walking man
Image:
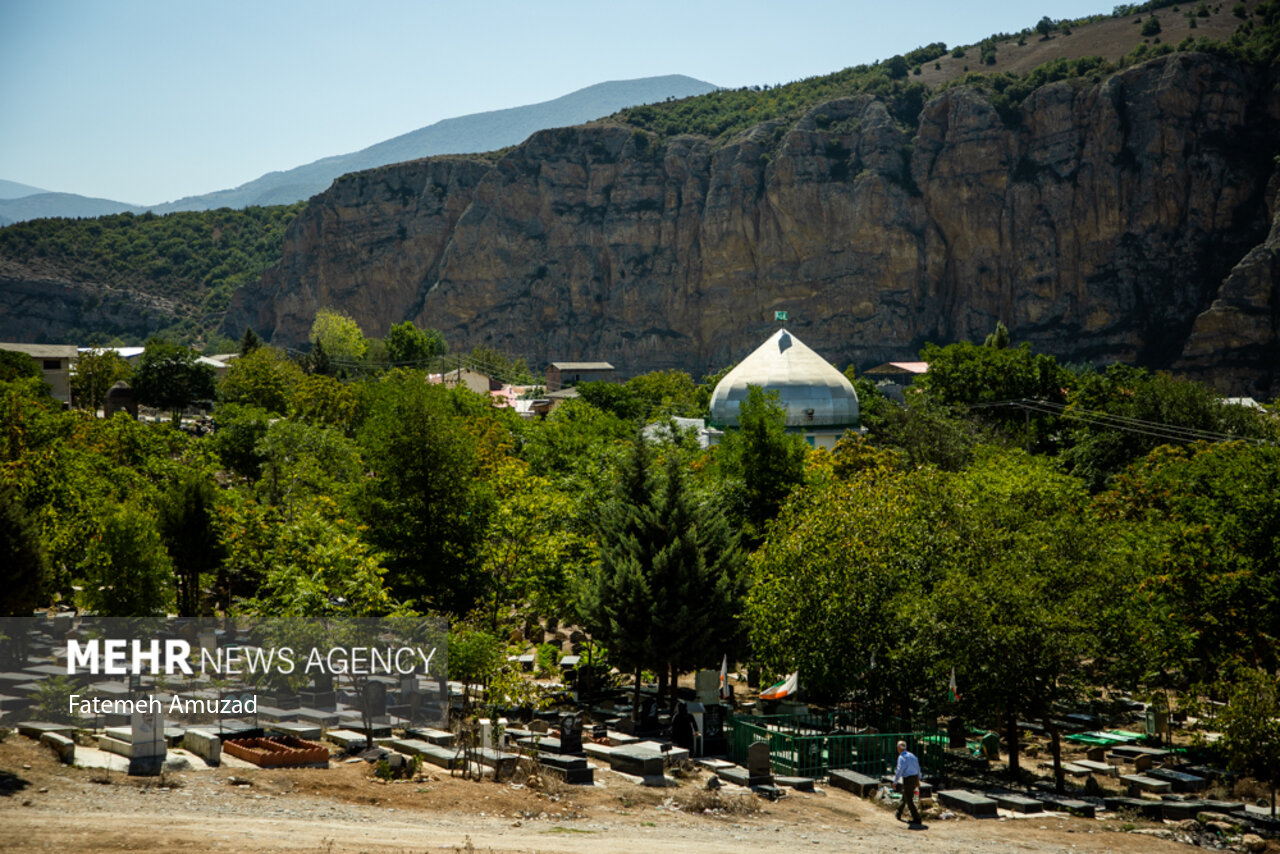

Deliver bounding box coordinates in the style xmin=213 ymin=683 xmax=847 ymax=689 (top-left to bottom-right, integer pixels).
xmin=893 ymin=739 xmax=922 ymax=824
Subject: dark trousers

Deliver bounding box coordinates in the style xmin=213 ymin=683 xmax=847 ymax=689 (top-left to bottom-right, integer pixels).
xmin=896 ymin=774 xmax=921 ymax=822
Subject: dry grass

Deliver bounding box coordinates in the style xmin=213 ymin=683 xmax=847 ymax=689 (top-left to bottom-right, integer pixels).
xmin=674 ymin=788 xmax=759 ymax=815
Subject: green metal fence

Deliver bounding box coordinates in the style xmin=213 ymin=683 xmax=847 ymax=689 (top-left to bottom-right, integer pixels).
xmin=728 ymin=713 xmax=944 ymax=781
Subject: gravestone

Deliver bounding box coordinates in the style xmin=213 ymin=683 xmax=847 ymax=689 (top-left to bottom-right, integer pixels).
xmin=694 ymin=670 xmax=720 ymax=705
xmin=747 ymin=741 xmax=773 ymax=787
xmin=702 ymin=704 xmax=728 ymax=755
xmin=558 ymin=712 xmax=584 ymax=755
xmin=827 ymin=769 xmax=878 ymax=797
xmin=301 ymin=673 xmax=337 ymax=710
xmin=938 ymin=789 xmax=998 ymax=817
xmin=947 ymin=716 xmax=967 ymax=750
xmin=129 ymin=708 xmax=166 ymax=775
xmin=363 ymin=680 xmax=388 ymax=724
xmin=1086 ymin=745 xmax=1107 ymax=762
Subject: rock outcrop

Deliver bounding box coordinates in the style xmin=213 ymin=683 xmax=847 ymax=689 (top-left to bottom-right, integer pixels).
xmin=225 ymin=53 xmax=1280 ymax=397
xmin=0 ymin=259 xmax=183 ymax=343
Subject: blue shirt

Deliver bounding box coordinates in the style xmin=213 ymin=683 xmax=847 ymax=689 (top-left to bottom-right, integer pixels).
xmin=894 ymin=749 xmax=920 ymax=783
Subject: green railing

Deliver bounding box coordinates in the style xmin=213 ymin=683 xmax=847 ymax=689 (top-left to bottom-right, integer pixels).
xmin=728 ymin=713 xmax=944 ymax=781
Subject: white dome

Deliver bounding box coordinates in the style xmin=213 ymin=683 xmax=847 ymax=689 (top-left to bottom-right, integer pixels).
xmin=709 ymin=329 xmax=859 ymax=429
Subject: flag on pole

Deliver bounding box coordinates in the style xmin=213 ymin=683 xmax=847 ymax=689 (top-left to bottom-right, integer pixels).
xmin=947 ymin=667 xmax=960 ymax=703
xmin=719 ymin=655 xmax=730 ymax=700
xmin=760 ymin=671 xmax=799 ymax=701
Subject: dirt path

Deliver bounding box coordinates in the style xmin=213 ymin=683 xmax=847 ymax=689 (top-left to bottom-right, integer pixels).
xmin=0 ymin=736 xmax=1193 ymax=854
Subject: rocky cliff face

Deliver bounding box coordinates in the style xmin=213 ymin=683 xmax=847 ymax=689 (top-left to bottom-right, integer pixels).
xmin=226 ymin=53 xmax=1280 ymax=397
xmin=0 ymin=259 xmax=183 ymax=344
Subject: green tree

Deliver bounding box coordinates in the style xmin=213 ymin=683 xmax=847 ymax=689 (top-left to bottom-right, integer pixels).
xmin=256 ymin=419 xmax=364 ymax=507
xmin=1096 ymin=442 xmax=1280 ymax=677
xmin=0 ymin=487 xmax=49 ymax=616
xmin=385 ymin=321 xmax=447 ymax=365
xmin=208 ymin=403 xmax=272 ymax=479
xmin=71 ymin=349 xmax=132 ymax=413
xmin=715 ymin=386 xmax=807 ymax=544
xmin=157 ymin=471 xmax=223 ymax=617
xmin=480 ymin=458 xmax=594 ymax=629
xmin=238 ymin=498 xmax=400 ymax=618
xmin=579 ymin=436 xmax=663 ymax=716
xmin=648 ymin=452 xmax=744 ymax=701
xmin=886 ymin=54 xmax=909 ymax=78
xmin=1036 ymin=15 xmax=1054 ymax=39
xmin=1142 ymin=15 xmax=1162 ymax=36
xmin=239 ymin=326 xmax=261 ymax=356
xmin=1217 ymin=667 xmax=1280 ymax=816
xmin=0 ymin=349 xmax=43 ymax=384
xmin=131 ymin=338 xmax=216 ymax=422
xmin=357 ymin=375 xmax=494 ymax=613
xmin=310 ymin=308 xmax=368 ymax=362
xmin=78 ymin=502 xmax=174 ymax=616
xmin=917 ymin=339 xmax=1069 ymax=451
xmin=582 ymin=438 xmax=744 ymax=710
xmin=219 ymin=346 xmax=305 ymax=414
xmin=1061 ymin=365 xmax=1273 ymax=490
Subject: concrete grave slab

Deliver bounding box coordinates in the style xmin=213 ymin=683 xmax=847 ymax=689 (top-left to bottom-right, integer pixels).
xmin=1120 ymin=774 xmax=1173 ymax=795
xmin=267 ymin=722 xmax=322 ymax=741
xmin=776 ymin=775 xmax=815 ymax=792
xmin=16 ymin=721 xmax=75 ymax=739
xmin=989 ymin=792 xmax=1043 ymax=814
xmin=322 ymin=729 xmax=369 ymax=751
xmin=1146 ymin=767 xmax=1207 ymax=792
xmin=938 ymin=790 xmax=998 ymax=817
xmin=183 ymin=729 xmax=221 ymax=765
xmin=608 ymin=747 xmax=664 ymax=777
xmin=386 ymin=738 xmax=461 ymax=770
xmin=40 ymin=731 xmax=74 ymax=764
xmin=827 ymin=769 xmax=879 ymax=797
xmin=582 ymin=742 xmax=615 ymax=761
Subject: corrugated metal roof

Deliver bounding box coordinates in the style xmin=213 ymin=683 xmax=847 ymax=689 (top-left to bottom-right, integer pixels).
xmin=549 ymin=362 xmax=614 ymax=371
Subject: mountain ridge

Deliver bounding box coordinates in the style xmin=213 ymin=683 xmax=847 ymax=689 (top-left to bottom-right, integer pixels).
xmin=0 ymin=75 xmax=717 ymax=224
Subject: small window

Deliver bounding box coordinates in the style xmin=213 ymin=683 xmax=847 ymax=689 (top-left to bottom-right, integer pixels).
xmin=42 ymin=359 xmax=60 ymax=370
xmin=805 ymin=435 xmax=816 ymax=447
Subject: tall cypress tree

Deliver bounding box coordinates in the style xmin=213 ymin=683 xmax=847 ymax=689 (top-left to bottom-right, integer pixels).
xmin=580 ymin=436 xmax=661 ymax=717
xmin=582 ymin=437 xmax=744 ymax=715
xmin=650 ymin=453 xmax=743 ymax=703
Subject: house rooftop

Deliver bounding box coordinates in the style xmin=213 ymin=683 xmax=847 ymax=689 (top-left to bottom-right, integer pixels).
xmin=1 ymin=343 xmax=79 ymax=359
xmin=548 ymin=361 xmax=614 ymax=371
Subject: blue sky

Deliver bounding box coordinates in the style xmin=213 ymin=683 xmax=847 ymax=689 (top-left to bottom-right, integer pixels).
xmin=1 ymin=0 xmax=1109 ymax=205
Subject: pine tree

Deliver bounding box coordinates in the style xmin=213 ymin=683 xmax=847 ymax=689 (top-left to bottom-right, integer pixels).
xmin=582 ymin=438 xmax=744 ymax=714
xmin=650 ymin=453 xmax=743 ymax=702
xmin=239 ymin=326 xmax=261 ymax=356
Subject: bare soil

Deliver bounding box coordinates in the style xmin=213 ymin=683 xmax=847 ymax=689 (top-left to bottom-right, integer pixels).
xmin=0 ymin=734 xmax=1203 ymax=854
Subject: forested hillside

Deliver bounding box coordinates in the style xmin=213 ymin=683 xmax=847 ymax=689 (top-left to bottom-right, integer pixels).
xmin=0 ymin=204 xmax=301 ymax=345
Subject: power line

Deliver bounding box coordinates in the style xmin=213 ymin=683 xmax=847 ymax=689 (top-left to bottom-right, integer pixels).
xmin=969 ymin=398 xmax=1269 ymax=446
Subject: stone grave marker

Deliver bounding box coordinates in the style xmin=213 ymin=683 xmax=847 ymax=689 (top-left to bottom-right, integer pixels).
xmin=947 ymin=716 xmax=967 ymax=749
xmin=363 ymin=680 xmax=388 ymax=724
xmin=558 ymin=712 xmax=584 ymax=755
xmin=129 ymin=708 xmax=166 ymax=775
xmin=747 ymin=741 xmax=772 ymax=786
xmin=694 ymin=670 xmax=720 ymax=705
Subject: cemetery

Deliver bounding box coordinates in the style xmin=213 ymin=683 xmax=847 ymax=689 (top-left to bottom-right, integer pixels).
xmin=2 ymin=613 xmax=1279 ymax=853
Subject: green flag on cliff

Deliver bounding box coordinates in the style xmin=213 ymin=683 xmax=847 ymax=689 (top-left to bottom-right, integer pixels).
xmin=774 ymin=310 xmax=788 ymax=322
